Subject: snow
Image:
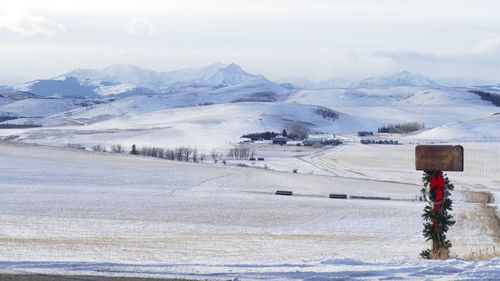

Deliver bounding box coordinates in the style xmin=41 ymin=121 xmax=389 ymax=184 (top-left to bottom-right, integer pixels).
xmin=94 ymin=83 xmax=145 ymax=96
xmin=2 ymin=83 xmax=499 ymax=151
xmin=0 ymin=98 xmax=89 ymax=118
xmin=0 ymin=85 xmax=14 ymax=92
xmin=8 ymin=102 xmax=377 ymax=150
xmin=0 ymin=73 xmax=499 ymax=280
xmin=0 ymin=142 xmax=498 ymax=280
xmin=0 ymin=258 xmax=498 ymax=280
xmin=60 ymin=62 xmax=273 ymax=94
xmin=352 ymin=70 xmax=438 ymax=88
xmin=287 ymin=86 xmax=498 ymax=132
xmin=288 ymin=86 xmax=491 ymax=107
xmin=413 ymin=114 xmax=500 ymax=142
xmin=16 ymin=63 xmax=289 ymax=98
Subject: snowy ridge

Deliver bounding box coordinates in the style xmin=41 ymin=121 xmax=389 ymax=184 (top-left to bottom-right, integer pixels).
xmin=411 ymin=114 xmax=500 ymax=142
xmin=18 ymin=63 xmax=285 ymax=98
xmin=288 ymin=86 xmax=492 ymax=107
xmin=166 ymin=63 xmax=265 ymax=90
xmin=352 ymin=70 xmax=439 ymax=88
xmin=0 ymin=98 xmax=98 ymax=118
xmin=0 ymin=85 xmax=14 ymax=92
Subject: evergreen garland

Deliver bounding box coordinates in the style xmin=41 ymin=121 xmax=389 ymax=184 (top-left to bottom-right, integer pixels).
xmin=420 ymin=171 xmax=455 ymax=259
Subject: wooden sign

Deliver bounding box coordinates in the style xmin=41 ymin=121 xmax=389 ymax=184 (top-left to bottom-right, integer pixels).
xmin=415 ymin=145 xmax=464 ymax=171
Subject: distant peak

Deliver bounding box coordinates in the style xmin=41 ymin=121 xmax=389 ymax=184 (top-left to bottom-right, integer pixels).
xmin=352 ymin=70 xmax=438 ymax=88
xmin=222 ymin=63 xmax=243 ymax=71
xmin=202 ymin=62 xmax=242 ymax=72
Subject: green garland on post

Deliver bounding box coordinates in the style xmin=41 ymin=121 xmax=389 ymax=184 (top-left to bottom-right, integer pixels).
xmin=420 ymin=171 xmax=456 ymax=259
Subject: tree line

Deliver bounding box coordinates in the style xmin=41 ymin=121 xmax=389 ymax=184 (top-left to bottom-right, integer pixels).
xmin=378 ymin=122 xmax=424 ymax=134
xmin=87 ymin=143 xmax=256 ymax=163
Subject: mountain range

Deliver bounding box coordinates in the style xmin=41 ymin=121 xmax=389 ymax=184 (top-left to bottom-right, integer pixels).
xmin=18 ymin=63 xmax=279 ymax=98
xmin=8 ymin=63 xmax=500 ymax=99
xmin=4 ymin=63 xmax=500 ymax=100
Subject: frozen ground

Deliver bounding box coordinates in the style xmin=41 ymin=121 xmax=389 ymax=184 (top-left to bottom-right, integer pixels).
xmin=0 ymin=142 xmax=498 ymax=280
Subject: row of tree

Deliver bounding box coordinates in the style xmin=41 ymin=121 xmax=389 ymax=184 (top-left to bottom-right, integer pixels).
xmin=378 ymin=122 xmax=425 ymax=134
xmin=469 ymin=90 xmax=500 ymax=106
xmin=90 ymin=143 xmax=255 ymax=163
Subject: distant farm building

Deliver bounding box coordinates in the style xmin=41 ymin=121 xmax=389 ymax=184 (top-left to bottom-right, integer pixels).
xmin=272 ymin=136 xmax=288 ymax=145
xmin=303 ymin=139 xmax=322 ymax=146
xmin=358 ymin=131 xmax=374 ymax=137
xmin=360 ymin=139 xmax=399 ymax=145
xmin=303 ymin=137 xmax=342 ymax=147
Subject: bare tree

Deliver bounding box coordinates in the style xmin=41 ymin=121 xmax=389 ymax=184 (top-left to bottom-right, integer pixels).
xmin=227 ymin=145 xmax=254 ymax=160
xmin=287 ymin=122 xmax=310 ymax=140
xmin=211 ymin=149 xmax=219 ymax=163
xmin=183 ymin=147 xmax=192 ymax=161
xmin=92 ymin=144 xmax=104 ymax=152
xmin=110 ymin=144 xmax=124 ymax=153
xmin=192 ymin=148 xmax=198 ymax=162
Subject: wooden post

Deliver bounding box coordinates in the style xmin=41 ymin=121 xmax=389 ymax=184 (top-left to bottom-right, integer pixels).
xmin=416 ymin=146 xmax=463 ymax=259
xmin=432 ymin=179 xmax=442 ymax=256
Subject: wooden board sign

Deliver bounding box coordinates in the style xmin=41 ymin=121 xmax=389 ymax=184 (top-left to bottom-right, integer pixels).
xmin=415 ymin=145 xmax=464 ymax=171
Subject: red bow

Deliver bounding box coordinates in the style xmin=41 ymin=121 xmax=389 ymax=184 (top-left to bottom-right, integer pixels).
xmin=430 ymin=174 xmax=445 ymax=203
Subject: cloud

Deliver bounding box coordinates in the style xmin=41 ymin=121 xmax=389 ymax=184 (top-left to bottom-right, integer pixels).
xmin=476 ymin=37 xmax=500 ymax=54
xmin=0 ymin=11 xmax=65 ymax=36
xmin=371 ymin=50 xmax=437 ymax=62
xmin=126 ymin=18 xmax=156 ymax=35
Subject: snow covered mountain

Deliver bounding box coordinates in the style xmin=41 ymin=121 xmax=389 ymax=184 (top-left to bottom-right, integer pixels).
xmin=0 ymin=85 xmax=14 ymax=92
xmin=351 ymin=71 xmax=439 ymax=88
xmin=19 ymin=63 xmax=279 ymax=98
xmin=282 ymin=71 xmax=439 ymax=90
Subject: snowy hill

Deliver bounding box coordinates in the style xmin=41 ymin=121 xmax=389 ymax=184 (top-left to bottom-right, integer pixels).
xmin=352 ymin=71 xmax=439 ymax=88
xmin=17 ymin=79 xmax=290 ymax=126
xmin=282 ymin=71 xmax=439 ymax=89
xmin=288 ymin=86 xmax=492 ymax=107
xmin=287 ymin=86 xmax=500 ymax=128
xmin=9 ymin=102 xmax=377 ymax=149
xmin=0 ymin=91 xmax=103 ymax=123
xmin=0 ymin=85 xmax=14 ymax=92
xmin=411 ymin=113 xmax=500 ymax=142
xmin=474 ymin=84 xmax=500 ymax=95
xmin=19 ymin=63 xmax=281 ymax=98
xmin=0 ymin=98 xmax=101 ymax=118
xmin=0 ymin=91 xmax=41 ymax=106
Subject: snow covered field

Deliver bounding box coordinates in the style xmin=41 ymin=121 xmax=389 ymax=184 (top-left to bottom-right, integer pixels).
xmin=1 ymin=67 xmax=499 ymax=279
xmin=0 ymin=142 xmax=498 ymax=280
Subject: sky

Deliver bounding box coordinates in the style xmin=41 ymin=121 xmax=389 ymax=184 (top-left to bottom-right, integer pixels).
xmin=0 ymin=0 xmax=500 ymax=85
